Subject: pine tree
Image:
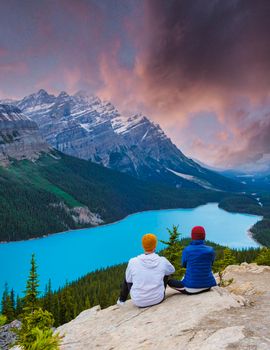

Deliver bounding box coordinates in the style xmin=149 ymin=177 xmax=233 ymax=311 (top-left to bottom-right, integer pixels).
xmin=85 ymin=295 xmax=91 ymax=309
xmin=1 ymin=283 xmax=9 ymax=316
xmin=16 ymin=294 xmax=23 ymax=317
xmin=16 ymin=308 xmax=61 ymax=349
xmin=10 ymin=288 xmax=15 ymax=315
xmin=213 ymin=248 xmax=237 ymax=272
xmin=23 ymin=254 xmax=40 ymax=313
xmin=16 ymin=255 xmax=61 ymax=349
xmin=255 ymin=248 xmax=270 ymax=265
xmin=0 ymin=314 xmax=7 ymax=326
xmin=1 ymin=283 xmax=15 ymax=322
xmin=52 ymin=296 xmax=60 ymax=327
xmin=43 ymin=279 xmax=53 ymax=313
xmin=213 ymin=248 xmax=237 ymax=286
xmin=160 ymin=225 xmax=185 ymax=279
xmin=63 ymin=288 xmax=74 ymax=323
xmin=222 ymin=248 xmax=237 ymax=267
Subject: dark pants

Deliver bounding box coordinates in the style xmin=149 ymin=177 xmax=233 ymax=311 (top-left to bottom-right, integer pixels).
xmin=168 ymin=278 xmax=211 ymax=295
xmin=119 ymin=276 xmax=170 ymax=302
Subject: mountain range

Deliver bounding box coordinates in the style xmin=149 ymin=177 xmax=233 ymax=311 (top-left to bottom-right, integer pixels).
xmin=0 ymin=101 xmax=226 ymax=241
xmin=2 ymin=89 xmax=241 ymax=191
xmin=0 ymin=94 xmax=267 ymax=243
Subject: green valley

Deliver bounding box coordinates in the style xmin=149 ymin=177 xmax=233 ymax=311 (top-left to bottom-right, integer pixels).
xmin=0 ymin=151 xmax=224 ymax=242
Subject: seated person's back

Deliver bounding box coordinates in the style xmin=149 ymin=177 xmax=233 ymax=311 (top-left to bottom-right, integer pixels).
xmin=118 ymin=233 xmax=175 ymax=307
xmin=168 ymin=226 xmax=216 ymax=294
xmin=127 ymin=252 xmax=174 ymax=307
xmin=182 ymin=238 xmax=216 ymax=289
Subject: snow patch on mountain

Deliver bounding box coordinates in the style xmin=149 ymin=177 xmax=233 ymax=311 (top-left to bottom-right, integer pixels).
xmin=112 ymin=114 xmax=147 ymax=134
xmin=0 ymin=105 xmax=31 ymax=122
xmin=166 ymin=168 xmax=221 ymax=191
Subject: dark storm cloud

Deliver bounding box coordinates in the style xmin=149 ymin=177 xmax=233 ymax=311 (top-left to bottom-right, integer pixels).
xmin=144 ymin=0 xmax=270 ymax=94
xmin=130 ymin=0 xmax=270 ymax=170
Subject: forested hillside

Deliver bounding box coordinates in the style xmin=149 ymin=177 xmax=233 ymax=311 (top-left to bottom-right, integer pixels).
xmin=1 ymin=150 xmax=269 ymax=244
xmin=218 ymin=193 xmax=270 ymax=246
xmin=0 ymin=151 xmax=224 ymax=242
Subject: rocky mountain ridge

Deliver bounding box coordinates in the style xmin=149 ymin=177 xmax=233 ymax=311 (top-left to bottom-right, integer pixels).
xmin=4 ymin=89 xmax=241 ymax=191
xmin=0 ymin=104 xmax=49 ymax=165
xmin=54 ymin=263 xmax=270 ymax=350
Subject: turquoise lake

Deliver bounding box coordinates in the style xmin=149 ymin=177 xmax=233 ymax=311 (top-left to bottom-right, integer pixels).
xmin=0 ymin=203 xmax=262 ymax=297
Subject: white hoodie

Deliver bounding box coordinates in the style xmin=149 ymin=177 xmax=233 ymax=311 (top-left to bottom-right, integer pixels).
xmin=126 ymin=253 xmax=175 ymax=307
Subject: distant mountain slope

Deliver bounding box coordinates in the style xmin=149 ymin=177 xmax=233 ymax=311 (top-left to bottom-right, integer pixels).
xmin=0 ymin=104 xmax=49 ymax=165
xmin=0 ymin=151 xmax=224 ymax=242
xmin=9 ymin=90 xmax=242 ymax=192
xmin=219 ymin=170 xmax=270 ymax=192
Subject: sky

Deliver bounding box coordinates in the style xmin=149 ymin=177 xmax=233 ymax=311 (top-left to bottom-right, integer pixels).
xmin=1 ymin=0 xmax=270 ymax=171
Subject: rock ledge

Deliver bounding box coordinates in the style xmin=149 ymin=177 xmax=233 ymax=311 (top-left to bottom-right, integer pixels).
xmin=56 ymin=263 xmax=270 ymax=350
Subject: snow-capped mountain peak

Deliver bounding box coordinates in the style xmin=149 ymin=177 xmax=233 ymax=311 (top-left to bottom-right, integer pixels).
xmin=57 ymin=91 xmax=69 ymax=98
xmin=0 ymin=104 xmax=31 ymax=122
xmin=1 ymin=90 xmax=240 ymax=191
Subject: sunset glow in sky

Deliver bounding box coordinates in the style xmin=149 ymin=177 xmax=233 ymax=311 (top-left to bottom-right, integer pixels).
xmin=1 ymin=0 xmax=270 ymax=171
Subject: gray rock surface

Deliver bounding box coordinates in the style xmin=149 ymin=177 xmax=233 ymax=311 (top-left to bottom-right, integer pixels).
xmin=0 ymin=104 xmax=49 ymax=165
xmin=56 ymin=263 xmax=270 ymax=350
xmin=0 ymin=320 xmax=21 ymax=350
xmin=51 ymin=202 xmax=103 ymax=226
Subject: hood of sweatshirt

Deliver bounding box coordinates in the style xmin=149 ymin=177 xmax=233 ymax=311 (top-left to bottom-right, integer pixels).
xmin=137 ymin=253 xmax=161 ymax=269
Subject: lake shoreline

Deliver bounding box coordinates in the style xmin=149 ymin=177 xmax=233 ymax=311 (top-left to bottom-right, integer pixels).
xmin=0 ymin=202 xmax=262 ymax=298
xmin=247 ymin=228 xmax=264 ymax=247
xmin=0 ymin=203 xmax=215 ymax=245
xmin=0 ymin=202 xmax=262 ymax=247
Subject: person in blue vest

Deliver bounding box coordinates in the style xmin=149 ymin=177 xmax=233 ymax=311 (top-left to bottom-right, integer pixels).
xmin=168 ymin=226 xmax=217 ymax=294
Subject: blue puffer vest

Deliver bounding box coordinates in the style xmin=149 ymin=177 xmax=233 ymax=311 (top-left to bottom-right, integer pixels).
xmin=181 ymin=240 xmax=217 ymax=288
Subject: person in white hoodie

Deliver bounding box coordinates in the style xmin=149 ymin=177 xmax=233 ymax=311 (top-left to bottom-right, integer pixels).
xmin=117 ymin=233 xmax=175 ymax=307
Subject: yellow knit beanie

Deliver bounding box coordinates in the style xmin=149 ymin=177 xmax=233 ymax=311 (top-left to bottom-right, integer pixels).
xmin=142 ymin=233 xmax=157 ymax=252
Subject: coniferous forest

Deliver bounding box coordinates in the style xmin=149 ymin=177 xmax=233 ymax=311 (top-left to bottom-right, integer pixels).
xmin=0 ymin=151 xmax=269 ymax=245
xmin=0 ymin=151 xmax=224 ymax=242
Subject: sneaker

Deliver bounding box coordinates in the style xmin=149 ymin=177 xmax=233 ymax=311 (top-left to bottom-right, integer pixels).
xmin=117 ymin=298 xmax=125 ymax=306
xmin=169 ymin=286 xmax=186 ymax=292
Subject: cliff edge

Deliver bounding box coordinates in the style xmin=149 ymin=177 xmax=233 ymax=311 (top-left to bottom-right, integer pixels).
xmin=0 ymin=104 xmax=49 ymax=166
xmin=56 ymin=263 xmax=270 ymax=350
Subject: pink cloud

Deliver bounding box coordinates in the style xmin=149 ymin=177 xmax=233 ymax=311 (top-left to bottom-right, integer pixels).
xmin=0 ymin=62 xmax=28 ymax=75
xmin=0 ymin=47 xmax=8 ymax=57
xmin=1 ymin=0 xmax=270 ymax=170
